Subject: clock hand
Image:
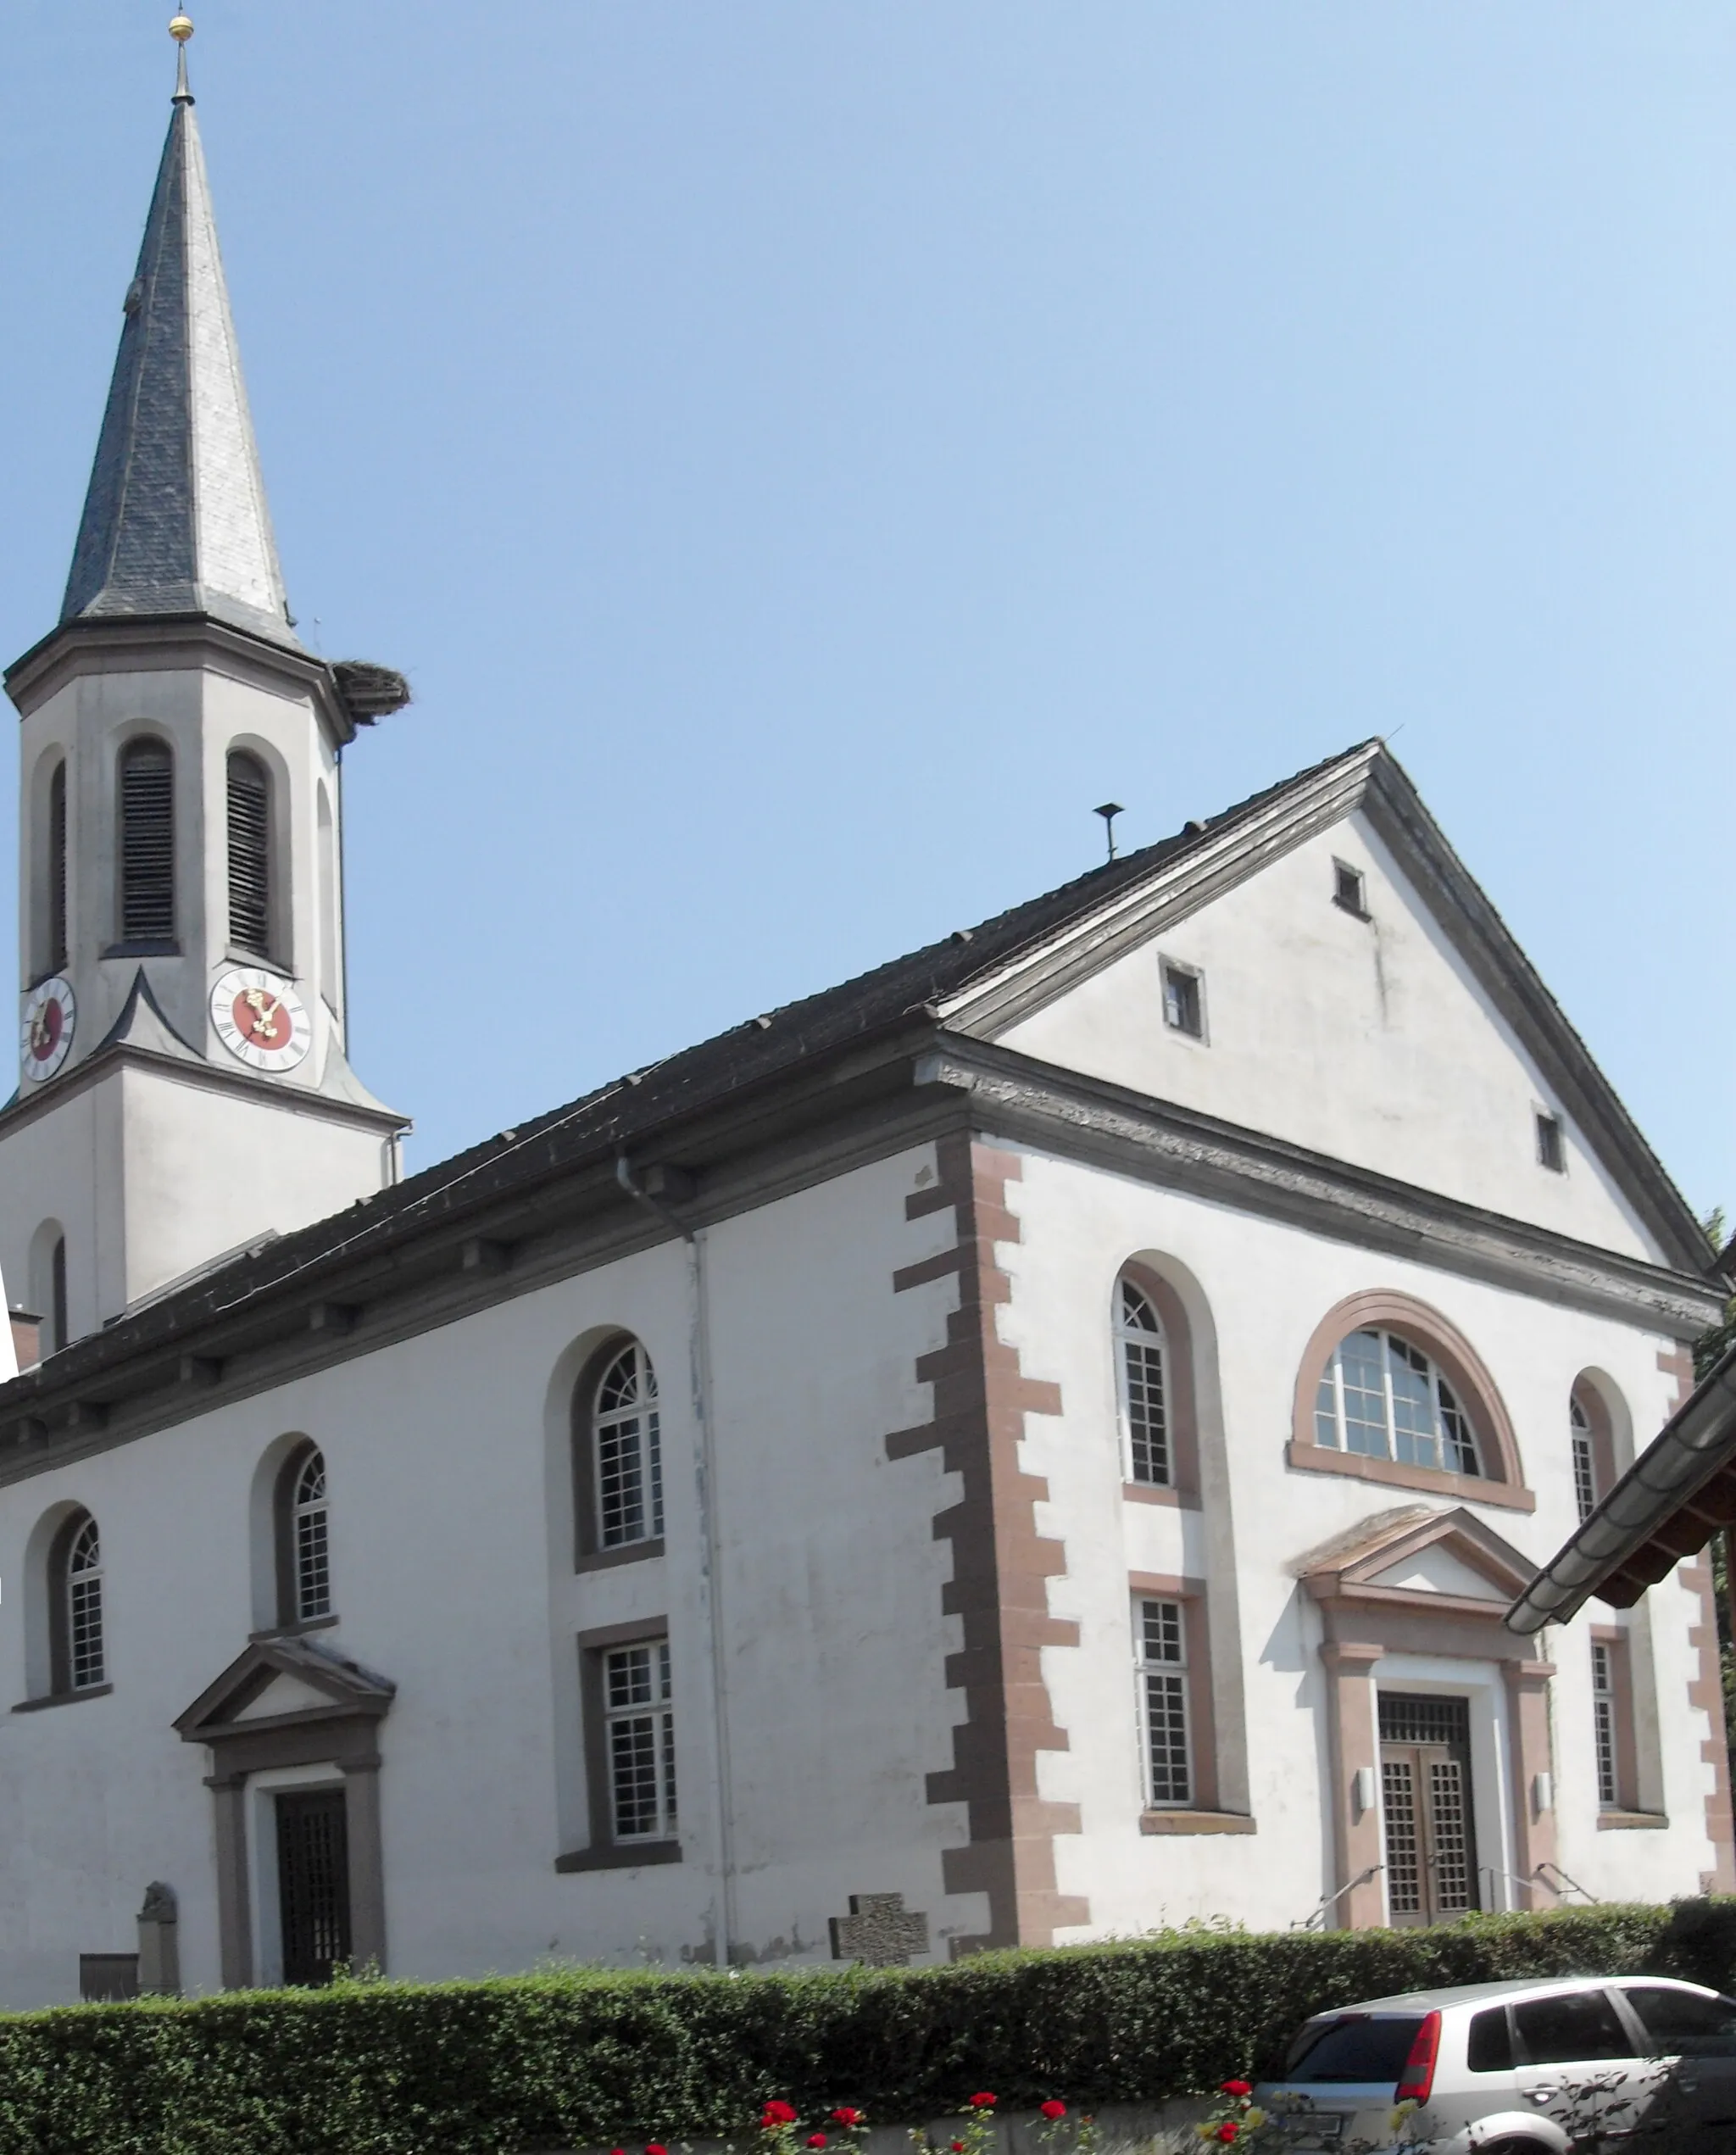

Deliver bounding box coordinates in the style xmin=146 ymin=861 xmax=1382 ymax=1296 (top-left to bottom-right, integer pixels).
xmin=242 ymin=988 xmax=283 ymax=1042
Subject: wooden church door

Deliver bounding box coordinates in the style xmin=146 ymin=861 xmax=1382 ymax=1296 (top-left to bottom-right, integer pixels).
xmin=276 ymin=1789 xmax=352 ymax=1985
xmin=1378 ymin=1694 xmax=1478 ymax=1927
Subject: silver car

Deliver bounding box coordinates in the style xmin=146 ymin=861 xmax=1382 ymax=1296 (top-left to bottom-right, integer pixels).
xmin=1250 ymin=1973 xmax=1736 ymax=2152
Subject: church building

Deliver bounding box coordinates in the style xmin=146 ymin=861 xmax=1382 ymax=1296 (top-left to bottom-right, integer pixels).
xmin=0 ymin=34 xmax=1726 ymax=2005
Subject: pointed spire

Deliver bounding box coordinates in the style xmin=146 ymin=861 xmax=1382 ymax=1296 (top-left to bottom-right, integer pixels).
xmin=60 ymin=24 xmax=299 ymax=650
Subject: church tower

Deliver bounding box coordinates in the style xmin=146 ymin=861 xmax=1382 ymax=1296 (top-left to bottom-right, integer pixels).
xmin=0 ymin=24 xmax=408 ymax=1355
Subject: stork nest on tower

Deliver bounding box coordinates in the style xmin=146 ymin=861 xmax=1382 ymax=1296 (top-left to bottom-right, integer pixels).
xmin=331 ymin=660 xmax=413 ymax=727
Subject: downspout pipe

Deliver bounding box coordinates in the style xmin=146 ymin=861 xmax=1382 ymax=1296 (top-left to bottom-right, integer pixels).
xmin=615 ymin=1153 xmax=737 ymax=1964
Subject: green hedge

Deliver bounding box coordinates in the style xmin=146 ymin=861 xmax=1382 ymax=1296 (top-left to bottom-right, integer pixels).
xmin=0 ymin=1902 xmax=1732 ymax=2155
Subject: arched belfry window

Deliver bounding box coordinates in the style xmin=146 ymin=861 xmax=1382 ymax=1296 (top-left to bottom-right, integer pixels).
xmin=47 ymin=760 xmax=68 ymax=974
xmin=275 ymin=1442 xmax=331 ymax=1625
xmin=49 ymin=1509 xmax=104 ymax=1694
xmin=1116 ymin=1277 xmax=1171 ymax=1486
xmin=1314 ymin=1328 xmax=1482 ymax=1478
xmin=577 ymin=1340 xmax=664 ymax=1556
xmin=227 ymin=750 xmax=272 ymax=960
xmin=119 ymin=738 xmax=175 ymax=944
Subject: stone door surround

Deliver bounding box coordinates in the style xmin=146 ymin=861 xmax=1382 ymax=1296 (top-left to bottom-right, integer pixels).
xmin=175 ymin=1634 xmax=394 ymax=1986
xmin=1301 ymin=1505 xmax=1555 ymax=1929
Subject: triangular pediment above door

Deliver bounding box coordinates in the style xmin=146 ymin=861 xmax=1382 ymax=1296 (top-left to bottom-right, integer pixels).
xmin=174 ymin=1634 xmax=394 ymax=1740
xmin=1297 ymin=1505 xmax=1537 ymax=1611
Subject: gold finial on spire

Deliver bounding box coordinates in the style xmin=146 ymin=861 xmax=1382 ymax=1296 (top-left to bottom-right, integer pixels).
xmin=169 ymin=14 xmax=194 ymax=101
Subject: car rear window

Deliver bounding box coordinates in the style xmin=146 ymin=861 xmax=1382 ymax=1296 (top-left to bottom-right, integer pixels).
xmin=1624 ymin=1988 xmax=1736 ymax=2058
xmin=1283 ymin=2014 xmax=1426 ymax=2085
xmin=1514 ymin=1991 xmax=1633 ymax=2066
xmin=1467 ymin=2007 xmax=1514 ymax=2073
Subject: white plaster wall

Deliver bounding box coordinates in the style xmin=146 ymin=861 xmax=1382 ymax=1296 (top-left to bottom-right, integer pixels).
xmin=0 ymin=1064 xmax=392 ymax=1337
xmin=0 ymin=1142 xmax=977 ymax=2004
xmin=995 ymin=1141 xmax=1712 ymax=1937
xmin=0 ymin=1071 xmax=124 ymax=1340
xmin=114 ymin=1065 xmax=392 ymax=1313
xmin=0 ymin=1118 xmax=1713 ymax=2008
xmin=998 ymin=814 xmax=1661 ymax=1262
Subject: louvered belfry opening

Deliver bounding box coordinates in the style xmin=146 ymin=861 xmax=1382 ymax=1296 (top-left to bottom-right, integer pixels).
xmin=119 ymin=739 xmax=175 ymax=944
xmin=226 ymin=751 xmax=272 ymax=959
xmin=47 ymin=761 xmax=68 ymax=973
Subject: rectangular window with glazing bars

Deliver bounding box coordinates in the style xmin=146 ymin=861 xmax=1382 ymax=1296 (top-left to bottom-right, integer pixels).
xmin=1138 ymin=1598 xmax=1191 ymax=1807
xmin=1592 ymin=1642 xmax=1619 ymax=1808
xmin=604 ymin=1639 xmax=676 ymax=1840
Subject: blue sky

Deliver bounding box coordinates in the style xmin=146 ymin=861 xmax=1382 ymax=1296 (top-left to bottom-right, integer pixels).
xmin=1 ymin=5 xmax=1732 ymax=1217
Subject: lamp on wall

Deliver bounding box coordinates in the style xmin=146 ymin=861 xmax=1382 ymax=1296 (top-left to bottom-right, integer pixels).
xmin=1352 ymin=1766 xmax=1377 ymax=1815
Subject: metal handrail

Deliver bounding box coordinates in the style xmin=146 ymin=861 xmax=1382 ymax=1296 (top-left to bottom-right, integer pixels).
xmin=1535 ymin=1859 xmax=1599 ymax=1904
xmin=1294 ymin=1864 xmax=1383 ymax=1930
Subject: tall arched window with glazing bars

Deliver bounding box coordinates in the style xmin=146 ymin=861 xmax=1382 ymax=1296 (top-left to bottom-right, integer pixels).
xmin=591 ymin=1342 xmax=663 ymax=1549
xmin=1116 ymin=1277 xmax=1171 ymax=1487
xmin=275 ymin=1442 xmax=331 ymax=1625
xmin=49 ymin=1509 xmax=104 ymax=1694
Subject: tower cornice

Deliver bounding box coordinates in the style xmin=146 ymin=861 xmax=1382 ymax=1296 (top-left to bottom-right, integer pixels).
xmin=4 ymin=614 xmax=359 ymax=749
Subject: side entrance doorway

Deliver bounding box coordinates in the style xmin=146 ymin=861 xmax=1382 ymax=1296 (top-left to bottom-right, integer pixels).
xmin=1379 ymin=1692 xmax=1478 ymax=1926
xmin=276 ymin=1790 xmax=353 ymax=1985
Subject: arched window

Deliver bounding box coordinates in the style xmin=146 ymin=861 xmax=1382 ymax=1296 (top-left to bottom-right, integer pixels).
xmin=227 ymin=750 xmax=272 ymax=959
xmin=1571 ymin=1395 xmax=1597 ymax=1523
xmin=47 ymin=760 xmax=68 ymax=974
xmin=586 ymin=1341 xmax=663 ymax=1551
xmin=1313 ymin=1328 xmax=1482 ymax=1478
xmin=275 ymin=1443 xmax=331 ymax=1624
xmin=1569 ymin=1380 xmax=1619 ymax=1527
xmin=49 ymin=1510 xmax=104 ymax=1694
xmin=49 ymin=1235 xmax=66 ymax=1357
xmin=119 ymin=738 xmax=175 ymax=944
xmin=1116 ymin=1276 xmax=1171 ymax=1486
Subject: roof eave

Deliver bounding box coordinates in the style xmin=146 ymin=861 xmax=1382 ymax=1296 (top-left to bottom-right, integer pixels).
xmin=1507 ymin=1346 xmax=1736 ymax=1634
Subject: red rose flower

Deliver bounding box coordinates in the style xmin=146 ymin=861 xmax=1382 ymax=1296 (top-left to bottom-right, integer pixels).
xmin=762 ymin=2104 xmax=800 ymax=2130
xmin=1039 ymin=2102 xmax=1066 ymax=2121
xmin=830 ymin=2112 xmax=863 ymax=2128
xmin=1216 ymin=2127 xmax=1239 ymax=2145
xmin=970 ymin=2094 xmax=997 ymax=2110
xmin=806 ymin=2136 xmax=826 ymax=2147
xmin=951 ymin=2141 xmax=966 ymax=2149
xmin=648 ymin=2144 xmax=669 ymax=2153
xmin=1219 ymin=2082 xmax=1251 ymax=2098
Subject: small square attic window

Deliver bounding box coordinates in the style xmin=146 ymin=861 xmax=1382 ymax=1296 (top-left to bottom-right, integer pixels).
xmin=1536 ymin=1112 xmax=1566 ymax=1174
xmin=1161 ymin=961 xmax=1204 ymax=1039
xmin=1333 ymin=861 xmax=1369 ymax=917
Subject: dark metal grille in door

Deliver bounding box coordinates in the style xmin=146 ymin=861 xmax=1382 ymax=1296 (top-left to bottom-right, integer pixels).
xmin=276 ymin=1790 xmax=351 ymax=1985
xmin=1378 ymin=1694 xmax=1477 ymax=1927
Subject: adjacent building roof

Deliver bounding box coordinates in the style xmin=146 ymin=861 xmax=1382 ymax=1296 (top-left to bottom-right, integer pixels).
xmin=1507 ymin=1345 xmax=1736 ymax=1634
xmin=59 ymin=63 xmax=298 ymax=650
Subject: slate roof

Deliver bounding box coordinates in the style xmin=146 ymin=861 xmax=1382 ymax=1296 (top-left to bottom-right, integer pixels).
xmin=2 ymin=736 xmax=1713 ymax=1405
xmin=59 ymin=67 xmax=298 ymax=650
xmin=327 ymin=738 xmax=1384 ymax=1219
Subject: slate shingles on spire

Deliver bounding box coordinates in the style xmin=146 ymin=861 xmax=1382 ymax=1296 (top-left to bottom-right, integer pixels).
xmin=60 ymin=68 xmax=298 ymax=649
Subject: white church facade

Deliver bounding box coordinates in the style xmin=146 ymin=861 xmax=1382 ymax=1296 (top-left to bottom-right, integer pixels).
xmin=0 ymin=41 xmax=1726 ymax=2006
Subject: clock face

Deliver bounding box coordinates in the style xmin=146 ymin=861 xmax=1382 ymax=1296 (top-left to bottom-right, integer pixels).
xmin=210 ymin=967 xmax=312 ymax=1072
xmin=19 ymin=977 xmax=75 ymax=1083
